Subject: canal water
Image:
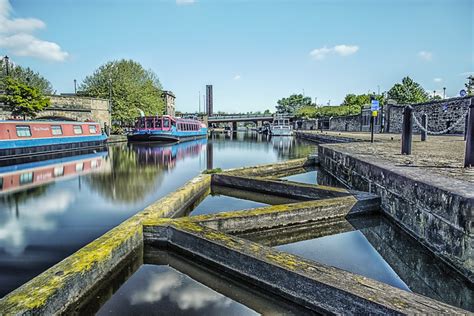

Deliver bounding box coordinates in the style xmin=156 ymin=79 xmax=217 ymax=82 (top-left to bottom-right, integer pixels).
xmin=0 ymin=133 xmax=314 ymax=297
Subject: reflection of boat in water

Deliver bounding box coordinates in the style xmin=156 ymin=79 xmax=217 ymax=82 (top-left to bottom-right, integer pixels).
xmin=127 ymin=115 xmax=207 ymax=143
xmin=0 ymin=150 xmax=108 ymax=194
xmin=130 ymin=138 xmax=207 ymax=168
xmin=270 ymin=115 xmax=293 ymax=136
xmin=0 ymin=120 xmax=107 ymax=161
xmin=272 ymin=136 xmax=293 ymax=154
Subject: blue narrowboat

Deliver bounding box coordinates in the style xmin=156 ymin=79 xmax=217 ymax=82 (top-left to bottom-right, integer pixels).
xmin=127 ymin=115 xmax=207 ymax=142
xmin=0 ymin=120 xmax=107 ymax=160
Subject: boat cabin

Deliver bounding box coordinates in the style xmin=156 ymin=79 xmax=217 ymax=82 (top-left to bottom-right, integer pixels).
xmin=135 ymin=115 xmax=202 ymax=132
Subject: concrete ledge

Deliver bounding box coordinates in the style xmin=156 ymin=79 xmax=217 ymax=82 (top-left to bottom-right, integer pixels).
xmin=223 ymin=158 xmax=312 ymax=177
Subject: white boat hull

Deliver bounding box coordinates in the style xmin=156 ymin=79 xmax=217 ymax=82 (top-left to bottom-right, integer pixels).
xmin=271 ymin=127 xmax=293 ymax=136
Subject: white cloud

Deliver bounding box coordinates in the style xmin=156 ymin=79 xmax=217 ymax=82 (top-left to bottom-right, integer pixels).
xmin=418 ymin=51 xmax=433 ymax=61
xmin=130 ymin=271 xmax=182 ymax=305
xmin=310 ymin=44 xmax=359 ymax=60
xmin=176 ymin=0 xmax=196 ymax=5
xmin=433 ymin=78 xmax=442 ymax=83
xmin=0 ymin=0 xmax=68 ymax=61
xmin=233 ymin=74 xmax=241 ymax=80
xmin=0 ymin=190 xmax=75 ymax=255
xmin=333 ymin=44 xmax=359 ymax=56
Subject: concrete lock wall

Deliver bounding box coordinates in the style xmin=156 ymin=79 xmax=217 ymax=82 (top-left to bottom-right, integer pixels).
xmin=318 ymin=145 xmax=473 ymax=282
xmin=0 ymin=95 xmax=111 ymax=127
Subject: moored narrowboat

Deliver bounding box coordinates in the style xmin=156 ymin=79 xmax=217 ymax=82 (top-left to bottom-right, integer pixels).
xmin=0 ymin=120 xmax=107 ymax=160
xmin=127 ymin=115 xmax=207 ymax=142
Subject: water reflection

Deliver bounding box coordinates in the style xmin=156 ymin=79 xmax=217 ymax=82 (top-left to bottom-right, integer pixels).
xmin=0 ymin=134 xmax=315 ymax=297
xmin=257 ymin=214 xmax=473 ymax=311
xmin=75 ymin=246 xmax=312 ymax=315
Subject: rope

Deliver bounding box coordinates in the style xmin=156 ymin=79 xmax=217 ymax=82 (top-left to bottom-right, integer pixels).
xmin=412 ymin=109 xmax=469 ymax=135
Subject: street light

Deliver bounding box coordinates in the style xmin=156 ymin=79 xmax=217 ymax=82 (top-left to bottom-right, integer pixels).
xmin=443 ymin=87 xmax=446 ymax=99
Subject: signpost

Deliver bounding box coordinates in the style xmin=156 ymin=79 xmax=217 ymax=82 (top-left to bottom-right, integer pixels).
xmin=370 ymin=100 xmax=379 ymax=143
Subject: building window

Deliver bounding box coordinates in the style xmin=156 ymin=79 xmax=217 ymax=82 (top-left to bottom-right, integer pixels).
xmin=20 ymin=172 xmax=33 ymax=185
xmin=51 ymin=125 xmax=63 ymax=135
xmin=16 ymin=126 xmax=31 ymax=137
xmin=89 ymin=125 xmax=97 ymax=134
xmin=73 ymin=125 xmax=83 ymax=135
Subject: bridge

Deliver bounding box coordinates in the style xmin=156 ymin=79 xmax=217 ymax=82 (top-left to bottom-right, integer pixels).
xmin=207 ymin=113 xmax=295 ymax=129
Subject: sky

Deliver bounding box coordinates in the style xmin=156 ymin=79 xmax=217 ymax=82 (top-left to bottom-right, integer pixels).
xmin=1 ymin=0 xmax=473 ymax=113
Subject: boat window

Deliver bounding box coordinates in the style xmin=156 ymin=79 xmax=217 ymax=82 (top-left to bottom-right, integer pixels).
xmin=138 ymin=118 xmax=145 ymax=129
xmin=73 ymin=125 xmax=83 ymax=135
xmin=53 ymin=166 xmax=64 ymax=177
xmin=155 ymin=119 xmax=162 ymax=128
xmin=91 ymin=160 xmax=98 ymax=169
xmin=20 ymin=172 xmax=33 ymax=185
xmin=89 ymin=125 xmax=97 ymax=134
xmin=0 ymin=177 xmax=3 ymax=190
xmin=51 ymin=125 xmax=62 ymax=135
xmin=146 ymin=118 xmax=154 ymax=129
xmin=163 ymin=118 xmax=170 ymax=128
xmin=16 ymin=125 xmax=31 ymax=137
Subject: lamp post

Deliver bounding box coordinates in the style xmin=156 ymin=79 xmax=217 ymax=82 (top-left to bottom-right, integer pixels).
xmin=74 ymin=79 xmax=77 ymax=94
xmin=443 ymin=87 xmax=446 ymax=99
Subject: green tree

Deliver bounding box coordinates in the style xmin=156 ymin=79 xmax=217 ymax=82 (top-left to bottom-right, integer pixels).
xmin=276 ymin=94 xmax=313 ymax=114
xmin=80 ymin=59 xmax=165 ymax=125
xmin=0 ymin=77 xmax=50 ymax=118
xmin=0 ymin=60 xmax=53 ymax=94
xmin=387 ymin=76 xmax=429 ymax=104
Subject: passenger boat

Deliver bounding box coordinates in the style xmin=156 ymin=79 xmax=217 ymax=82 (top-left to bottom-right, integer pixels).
xmin=270 ymin=115 xmax=293 ymax=136
xmin=127 ymin=115 xmax=207 ymax=142
xmin=0 ymin=120 xmax=107 ymax=160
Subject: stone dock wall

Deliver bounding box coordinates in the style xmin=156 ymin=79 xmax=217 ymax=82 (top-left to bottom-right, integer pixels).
xmin=299 ymin=96 xmax=472 ymax=134
xmin=316 ymin=144 xmax=473 ymax=282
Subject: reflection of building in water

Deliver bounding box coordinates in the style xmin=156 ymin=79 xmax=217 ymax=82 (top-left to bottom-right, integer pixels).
xmin=132 ymin=138 xmax=207 ymax=170
xmin=0 ymin=151 xmax=108 ymax=195
xmin=206 ymin=142 xmax=213 ymax=170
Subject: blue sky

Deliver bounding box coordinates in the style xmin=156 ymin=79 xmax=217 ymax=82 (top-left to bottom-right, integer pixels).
xmin=2 ymin=0 xmax=473 ymax=113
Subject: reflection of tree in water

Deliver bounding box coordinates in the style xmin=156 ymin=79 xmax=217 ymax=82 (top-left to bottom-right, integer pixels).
xmin=0 ymin=185 xmax=50 ymax=216
xmin=85 ymin=145 xmax=164 ymax=203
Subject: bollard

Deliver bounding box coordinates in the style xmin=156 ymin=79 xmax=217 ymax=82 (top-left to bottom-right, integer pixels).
xmin=465 ymin=111 xmax=469 ymax=141
xmin=421 ymin=114 xmax=427 ymax=141
xmin=401 ymin=106 xmax=413 ymax=155
xmin=464 ymin=100 xmax=474 ymax=167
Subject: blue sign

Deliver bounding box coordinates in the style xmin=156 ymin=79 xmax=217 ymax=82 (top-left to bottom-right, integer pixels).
xmin=460 ymin=89 xmax=467 ymax=97
xmin=371 ymin=100 xmax=380 ymax=111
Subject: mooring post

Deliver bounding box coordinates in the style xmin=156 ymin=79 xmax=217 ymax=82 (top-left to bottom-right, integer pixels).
xmin=464 ymin=99 xmax=474 ymax=167
xmin=421 ymin=113 xmax=427 ymax=141
xmin=401 ymin=106 xmax=413 ymax=155
xmin=464 ymin=111 xmax=469 ymax=141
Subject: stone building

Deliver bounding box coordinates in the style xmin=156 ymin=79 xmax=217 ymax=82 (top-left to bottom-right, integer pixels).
xmin=162 ymin=90 xmax=176 ymax=117
xmin=0 ymin=94 xmax=111 ymax=128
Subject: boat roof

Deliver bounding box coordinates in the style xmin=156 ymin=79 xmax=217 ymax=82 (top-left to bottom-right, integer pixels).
xmin=0 ymin=120 xmax=100 ymax=125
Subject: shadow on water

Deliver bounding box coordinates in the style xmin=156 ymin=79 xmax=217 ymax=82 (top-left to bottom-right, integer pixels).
xmin=71 ymin=245 xmax=314 ymax=316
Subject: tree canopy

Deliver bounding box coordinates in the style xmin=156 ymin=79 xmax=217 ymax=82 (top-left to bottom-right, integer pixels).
xmin=276 ymin=94 xmax=313 ymax=114
xmin=387 ymin=76 xmax=429 ymax=104
xmin=80 ymin=59 xmax=165 ymax=125
xmin=0 ymin=60 xmax=53 ymax=94
xmin=0 ymin=77 xmax=50 ymax=118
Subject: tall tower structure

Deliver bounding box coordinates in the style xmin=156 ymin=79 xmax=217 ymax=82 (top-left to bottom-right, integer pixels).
xmin=206 ymin=85 xmax=213 ymax=116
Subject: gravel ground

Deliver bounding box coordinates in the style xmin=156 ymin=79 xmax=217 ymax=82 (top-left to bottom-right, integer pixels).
xmin=302 ymin=131 xmax=474 ymax=183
